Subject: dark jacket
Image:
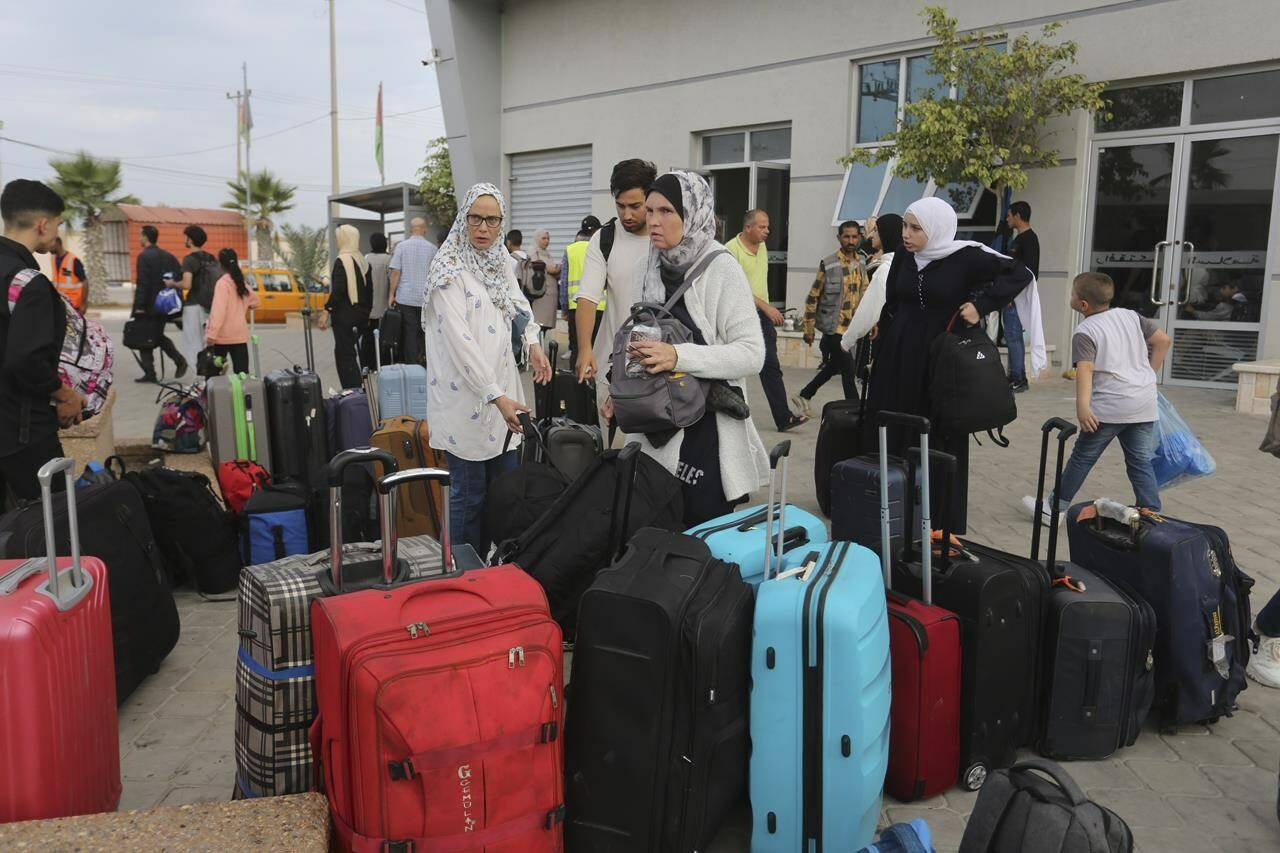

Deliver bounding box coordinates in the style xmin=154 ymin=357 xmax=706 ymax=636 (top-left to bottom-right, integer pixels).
xmin=1010 ymin=228 xmax=1041 ymax=279
xmin=0 ymin=236 xmax=67 ymax=456
xmin=325 ymin=259 xmax=372 ymax=315
xmin=133 ymin=243 xmax=182 ymax=316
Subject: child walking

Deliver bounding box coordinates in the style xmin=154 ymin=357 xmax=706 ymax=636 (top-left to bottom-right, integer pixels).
xmin=1023 ymin=271 xmax=1171 ymax=522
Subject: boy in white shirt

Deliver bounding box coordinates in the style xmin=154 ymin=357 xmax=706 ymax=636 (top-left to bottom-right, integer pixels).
xmin=1023 ymin=271 xmax=1171 ymax=521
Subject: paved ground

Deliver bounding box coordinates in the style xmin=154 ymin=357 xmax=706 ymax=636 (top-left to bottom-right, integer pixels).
xmin=97 ymin=310 xmax=1280 ymax=850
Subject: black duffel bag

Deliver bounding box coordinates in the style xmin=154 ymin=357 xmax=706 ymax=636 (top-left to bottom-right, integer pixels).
xmin=123 ymin=316 xmax=164 ymax=350
xmin=929 ymin=313 xmax=1017 ymax=441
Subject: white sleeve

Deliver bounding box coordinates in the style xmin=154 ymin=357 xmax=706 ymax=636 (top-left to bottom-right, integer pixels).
xmin=577 ymin=232 xmax=606 ymax=305
xmin=427 ymin=283 xmax=504 ymax=404
xmin=843 ymin=260 xmax=888 ymax=350
xmin=672 ymin=257 xmax=765 ymax=379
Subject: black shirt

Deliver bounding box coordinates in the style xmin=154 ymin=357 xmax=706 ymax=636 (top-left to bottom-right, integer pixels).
xmin=1010 ymin=228 xmax=1041 ymax=279
xmin=0 ymin=236 xmax=68 ymax=455
xmin=181 ymin=250 xmax=218 ymax=310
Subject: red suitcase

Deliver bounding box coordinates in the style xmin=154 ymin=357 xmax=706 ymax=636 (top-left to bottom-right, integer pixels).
xmin=0 ymin=458 xmax=120 ymax=822
xmin=311 ymin=467 xmax=565 ymax=853
xmin=877 ymin=413 xmax=962 ymax=802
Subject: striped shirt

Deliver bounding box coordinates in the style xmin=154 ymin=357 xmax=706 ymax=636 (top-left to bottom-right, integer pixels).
xmin=388 ymin=236 xmax=438 ymax=307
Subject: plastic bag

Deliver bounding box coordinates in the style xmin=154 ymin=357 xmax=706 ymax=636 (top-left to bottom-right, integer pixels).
xmin=153 ymin=286 xmax=182 ymax=316
xmin=1151 ymin=392 xmax=1216 ymax=488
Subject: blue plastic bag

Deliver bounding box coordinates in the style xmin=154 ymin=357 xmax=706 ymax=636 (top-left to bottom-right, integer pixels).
xmin=1151 ymin=392 xmax=1215 ymax=488
xmin=153 ymin=286 xmax=182 ymax=316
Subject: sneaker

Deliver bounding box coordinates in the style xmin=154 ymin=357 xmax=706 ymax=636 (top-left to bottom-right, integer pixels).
xmin=1009 ymin=378 xmax=1029 ymax=394
xmin=1020 ymin=495 xmax=1064 ymax=526
xmin=1246 ymin=632 xmax=1280 ymax=689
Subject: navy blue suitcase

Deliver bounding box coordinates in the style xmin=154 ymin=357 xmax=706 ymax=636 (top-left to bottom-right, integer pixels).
xmin=325 ymin=389 xmax=373 ymax=453
xmin=1066 ymin=501 xmax=1255 ymax=728
xmin=830 ymin=452 xmax=917 ymax=559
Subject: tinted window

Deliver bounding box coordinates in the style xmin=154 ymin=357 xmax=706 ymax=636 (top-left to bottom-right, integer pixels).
xmin=703 ymin=133 xmax=745 ymax=165
xmin=858 ymin=60 xmax=901 ymax=143
xmin=907 ymin=54 xmax=945 ymax=103
xmin=1191 ymin=70 xmax=1280 ymax=125
xmin=836 ymin=161 xmax=889 ymax=221
xmin=1096 ymin=83 xmax=1184 ymax=132
xmin=749 ymin=128 xmax=791 ymax=161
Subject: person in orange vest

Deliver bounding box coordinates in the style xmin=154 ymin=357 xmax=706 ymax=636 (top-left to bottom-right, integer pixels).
xmin=49 ymin=236 xmax=86 ymax=312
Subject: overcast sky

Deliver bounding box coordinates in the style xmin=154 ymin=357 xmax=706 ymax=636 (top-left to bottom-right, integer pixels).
xmin=0 ymin=0 xmax=443 ymax=228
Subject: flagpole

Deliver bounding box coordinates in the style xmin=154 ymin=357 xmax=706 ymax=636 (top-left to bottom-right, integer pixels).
xmin=328 ymin=0 xmax=340 ymax=216
xmin=377 ymin=82 xmax=385 ymax=187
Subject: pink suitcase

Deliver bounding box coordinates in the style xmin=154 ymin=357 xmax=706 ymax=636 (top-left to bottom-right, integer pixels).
xmin=0 ymin=458 xmax=120 ymax=823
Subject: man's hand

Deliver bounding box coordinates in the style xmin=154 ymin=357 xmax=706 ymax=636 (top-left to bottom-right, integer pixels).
xmin=763 ymin=304 xmax=784 ymax=326
xmin=803 ymin=332 xmax=814 ymax=346
xmin=959 ymin=302 xmax=980 ymax=325
xmin=493 ymin=395 xmax=530 ymax=434
xmin=600 ymin=396 xmax=614 ymax=424
xmin=529 ymin=344 xmax=552 ymax=385
xmin=633 ymin=340 xmax=679 ymax=374
xmin=52 ymin=386 xmax=84 ymax=428
xmin=576 ymin=350 xmax=597 ymax=383
xmin=869 ymin=324 xmax=879 ymax=341
xmin=317 ymin=310 xmax=329 ymax=331
xmin=1077 ymin=405 xmax=1099 ymax=433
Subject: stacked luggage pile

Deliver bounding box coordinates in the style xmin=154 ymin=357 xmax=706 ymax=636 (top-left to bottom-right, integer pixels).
xmin=0 ymin=319 xmax=1259 ymax=853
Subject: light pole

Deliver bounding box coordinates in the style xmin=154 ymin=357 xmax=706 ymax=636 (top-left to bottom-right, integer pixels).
xmin=328 ymin=0 xmax=340 ymax=218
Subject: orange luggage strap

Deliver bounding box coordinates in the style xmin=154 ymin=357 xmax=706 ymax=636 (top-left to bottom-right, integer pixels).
xmin=386 ymin=720 xmax=559 ymax=781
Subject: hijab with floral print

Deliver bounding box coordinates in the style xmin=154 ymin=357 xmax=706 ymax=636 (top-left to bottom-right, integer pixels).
xmin=639 ymin=170 xmax=720 ymax=303
xmin=424 ymin=182 xmax=519 ymax=320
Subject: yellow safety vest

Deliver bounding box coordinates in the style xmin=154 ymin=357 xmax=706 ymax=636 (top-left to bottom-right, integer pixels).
xmin=565 ymin=240 xmax=605 ymax=311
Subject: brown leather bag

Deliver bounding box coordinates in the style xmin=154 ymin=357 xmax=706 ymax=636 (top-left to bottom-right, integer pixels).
xmin=369 ymin=416 xmax=446 ymax=537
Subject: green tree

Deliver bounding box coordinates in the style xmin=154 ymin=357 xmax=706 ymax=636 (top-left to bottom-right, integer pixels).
xmin=279 ymin=223 xmax=328 ymax=309
xmin=47 ymin=151 xmax=139 ymax=309
xmin=416 ymin=137 xmax=457 ymax=228
xmin=223 ymin=170 xmax=297 ymax=263
xmin=845 ymin=7 xmax=1108 ymax=213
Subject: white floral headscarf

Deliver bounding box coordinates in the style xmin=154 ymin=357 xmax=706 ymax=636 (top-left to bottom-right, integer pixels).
xmin=424 ymin=182 xmax=519 ymax=320
xmin=639 ymin=170 xmax=718 ymax=303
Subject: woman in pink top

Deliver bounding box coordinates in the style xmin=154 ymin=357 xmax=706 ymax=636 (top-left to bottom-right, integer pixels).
xmin=204 ymin=248 xmax=260 ymax=374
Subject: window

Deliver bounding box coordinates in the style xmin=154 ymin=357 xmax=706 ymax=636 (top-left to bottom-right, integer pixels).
xmin=835 ymin=161 xmax=889 ymax=222
xmin=1191 ymin=70 xmax=1280 ymax=125
xmin=257 ymin=273 xmax=295 ymax=293
xmin=750 ymin=127 xmax=792 ymax=161
xmin=856 ymin=44 xmax=1005 ymax=143
xmin=832 ymin=158 xmax=999 ymax=231
xmin=906 ymin=55 xmax=944 ymax=104
xmin=702 ymin=132 xmax=745 ymax=165
xmin=1096 ymin=82 xmax=1184 ymax=132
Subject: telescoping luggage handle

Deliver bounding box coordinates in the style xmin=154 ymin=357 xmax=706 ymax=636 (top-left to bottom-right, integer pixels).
xmin=875 ymin=412 xmax=934 ymax=603
xmin=0 ymin=458 xmax=92 ymax=611
xmin=764 ymin=440 xmax=791 ymax=580
xmin=1031 ymin=417 xmax=1078 ymax=576
xmin=378 ymin=467 xmax=453 ymax=580
xmin=326 ymin=447 xmax=399 ymax=591
xmin=607 ymin=442 xmax=644 ymax=562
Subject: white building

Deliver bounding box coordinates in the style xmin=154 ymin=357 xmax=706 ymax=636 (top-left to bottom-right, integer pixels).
xmin=426 ymin=0 xmax=1280 ymax=387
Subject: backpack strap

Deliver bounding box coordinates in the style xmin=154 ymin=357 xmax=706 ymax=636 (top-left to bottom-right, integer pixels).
xmin=599 ymin=218 xmax=618 ymax=261
xmin=660 ymin=249 xmax=729 ymax=314
xmin=960 ymin=768 xmax=1017 ymax=852
xmin=6 ymin=268 xmax=42 ymax=312
xmin=1008 ymin=760 xmax=1113 ymax=853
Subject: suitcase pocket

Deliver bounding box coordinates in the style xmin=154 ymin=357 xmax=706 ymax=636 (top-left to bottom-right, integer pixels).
xmin=687 ymin=716 xmax=748 ymax=848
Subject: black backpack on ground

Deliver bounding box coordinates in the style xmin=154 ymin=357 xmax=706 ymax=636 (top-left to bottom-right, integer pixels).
xmin=565 ymin=528 xmax=753 ymax=851
xmin=491 ymin=443 xmax=684 ymax=639
xmin=0 ymin=479 xmax=180 ymax=702
xmin=929 ymin=316 xmax=1017 ymax=440
xmin=123 ymin=467 xmax=243 ymax=595
xmin=959 ymin=760 xmax=1133 ymax=853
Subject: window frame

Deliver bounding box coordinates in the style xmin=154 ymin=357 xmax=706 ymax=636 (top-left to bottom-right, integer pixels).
xmin=700 ymin=123 xmax=793 ymax=168
xmin=830 ymin=154 xmax=995 ymax=228
xmin=1093 ymin=63 xmax=1280 ymax=141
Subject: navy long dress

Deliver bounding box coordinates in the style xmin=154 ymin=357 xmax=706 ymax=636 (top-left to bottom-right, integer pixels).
xmin=867 ymin=245 xmax=1032 ymax=534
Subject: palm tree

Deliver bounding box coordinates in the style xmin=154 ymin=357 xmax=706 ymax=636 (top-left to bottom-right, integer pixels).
xmin=279 ymin=223 xmax=328 ymax=309
xmin=223 ymin=170 xmax=297 ymax=264
xmin=48 ymin=152 xmax=139 ymax=309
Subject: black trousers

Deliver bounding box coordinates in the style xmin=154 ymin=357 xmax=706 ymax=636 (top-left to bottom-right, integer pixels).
xmin=397 ymin=304 xmax=425 ymax=366
xmin=331 ymin=306 xmax=369 ymax=390
xmin=134 ymin=326 xmax=184 ymax=377
xmin=568 ymin=308 xmax=603 ymax=367
xmin=800 ymin=333 xmax=857 ymax=400
xmin=210 ymin=343 xmax=249 ymax=375
xmin=0 ymin=434 xmax=64 ymax=508
xmin=757 ymin=311 xmax=792 ymax=430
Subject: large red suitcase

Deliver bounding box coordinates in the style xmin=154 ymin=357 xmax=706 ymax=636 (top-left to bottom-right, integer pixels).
xmin=0 ymin=458 xmax=120 ymax=822
xmin=311 ymin=467 xmax=565 ymax=853
xmin=877 ymin=414 xmax=962 ymax=802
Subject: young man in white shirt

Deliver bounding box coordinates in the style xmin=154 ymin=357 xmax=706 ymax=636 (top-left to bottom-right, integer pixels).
xmin=573 ymin=159 xmax=658 ymax=412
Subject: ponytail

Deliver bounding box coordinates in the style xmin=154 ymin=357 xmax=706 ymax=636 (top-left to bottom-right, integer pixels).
xmin=218 ymin=248 xmax=250 ymax=299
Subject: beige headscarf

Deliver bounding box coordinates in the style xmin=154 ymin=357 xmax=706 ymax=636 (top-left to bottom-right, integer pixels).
xmin=335 ymin=224 xmax=370 ymax=305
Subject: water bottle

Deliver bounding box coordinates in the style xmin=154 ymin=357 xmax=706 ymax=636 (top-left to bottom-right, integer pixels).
xmin=625 ymin=322 xmax=662 ymax=377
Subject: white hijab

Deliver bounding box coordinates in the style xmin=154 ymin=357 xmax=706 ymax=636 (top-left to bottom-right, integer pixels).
xmin=906 ymin=196 xmax=1047 ymax=374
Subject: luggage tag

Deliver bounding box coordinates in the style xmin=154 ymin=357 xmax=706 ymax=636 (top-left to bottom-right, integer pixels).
xmin=774 ymin=554 xmax=819 ymax=582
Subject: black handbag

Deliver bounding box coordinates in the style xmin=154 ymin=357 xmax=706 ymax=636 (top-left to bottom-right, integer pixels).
xmin=123 ymin=317 xmax=162 ymax=350
xmin=196 ymin=347 xmax=226 ymax=378
xmin=929 ymin=312 xmax=1017 ymax=441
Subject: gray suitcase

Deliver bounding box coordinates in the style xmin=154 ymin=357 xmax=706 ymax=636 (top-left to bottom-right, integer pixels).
xmin=207 ymin=372 xmax=273 ymax=471
xmin=234 ymin=448 xmax=450 ymax=798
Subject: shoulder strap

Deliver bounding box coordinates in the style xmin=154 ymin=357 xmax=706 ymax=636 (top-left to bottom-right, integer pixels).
xmin=599 ymin=219 xmax=618 ymax=261
xmin=661 ymin=249 xmax=729 ymax=314
xmin=6 ymin=268 xmax=43 ymax=312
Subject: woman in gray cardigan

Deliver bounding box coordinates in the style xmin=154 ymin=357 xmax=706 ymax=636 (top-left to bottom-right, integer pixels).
xmin=616 ymin=170 xmax=770 ymax=525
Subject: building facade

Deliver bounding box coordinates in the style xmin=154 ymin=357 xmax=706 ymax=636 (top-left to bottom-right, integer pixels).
xmin=426 ymin=0 xmax=1280 ymax=386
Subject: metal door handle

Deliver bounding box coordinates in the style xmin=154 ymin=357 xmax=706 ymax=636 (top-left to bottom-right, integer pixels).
xmin=1149 ymin=241 xmax=1172 ymax=306
xmin=1177 ymin=241 xmax=1196 ymax=307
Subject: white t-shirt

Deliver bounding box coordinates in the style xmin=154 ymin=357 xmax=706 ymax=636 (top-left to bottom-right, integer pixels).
xmin=577 ymin=224 xmax=650 ymax=383
xmin=1071 ymin=308 xmax=1159 ymax=424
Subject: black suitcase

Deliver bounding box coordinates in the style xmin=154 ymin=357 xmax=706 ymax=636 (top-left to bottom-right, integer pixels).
xmin=378 ymin=307 xmax=404 ymax=364
xmin=830 ymin=447 xmax=915 ymax=558
xmin=814 ymin=346 xmax=869 ymax=517
xmin=891 ymin=419 xmax=1049 ymax=790
xmin=565 ymin=527 xmax=753 ymax=852
xmin=265 ymin=366 xmax=329 ymax=548
xmin=1034 ymin=417 xmax=1156 ymax=761
xmin=0 ymin=479 xmax=180 ymax=702
xmin=537 ymin=338 xmax=597 ymax=425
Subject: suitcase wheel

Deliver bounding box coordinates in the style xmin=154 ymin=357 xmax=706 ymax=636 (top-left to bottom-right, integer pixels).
xmin=963 ymin=763 xmax=988 ymax=791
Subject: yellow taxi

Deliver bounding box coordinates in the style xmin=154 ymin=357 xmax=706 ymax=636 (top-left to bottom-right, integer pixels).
xmin=241 ymin=266 xmax=326 ymax=323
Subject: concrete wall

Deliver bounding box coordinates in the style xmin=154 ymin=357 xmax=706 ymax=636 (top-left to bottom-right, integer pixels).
xmin=438 ymin=0 xmax=1280 ymax=360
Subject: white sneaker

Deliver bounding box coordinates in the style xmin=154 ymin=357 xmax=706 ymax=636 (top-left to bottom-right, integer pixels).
xmin=1246 ymin=633 xmax=1280 ymax=689
xmin=1020 ymin=495 xmax=1064 ymax=526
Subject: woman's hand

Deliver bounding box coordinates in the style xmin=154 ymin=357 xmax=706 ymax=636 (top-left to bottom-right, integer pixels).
xmin=958 ymin=302 xmax=980 ymax=325
xmin=633 ymin=340 xmax=679 ymax=374
xmin=529 ymin=344 xmax=552 ymax=385
xmin=600 ymin=396 xmax=614 ymax=424
xmin=493 ymin=395 xmax=530 ymax=433
xmin=317 ymin=310 xmax=329 ymax=331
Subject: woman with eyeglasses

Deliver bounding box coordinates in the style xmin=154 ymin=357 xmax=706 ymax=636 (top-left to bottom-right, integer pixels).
xmin=423 ymin=183 xmax=552 ymax=556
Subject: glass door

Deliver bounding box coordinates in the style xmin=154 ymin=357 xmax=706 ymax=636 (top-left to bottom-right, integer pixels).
xmin=756 ymin=162 xmax=791 ymax=304
xmin=1165 ymin=131 xmax=1278 ymax=385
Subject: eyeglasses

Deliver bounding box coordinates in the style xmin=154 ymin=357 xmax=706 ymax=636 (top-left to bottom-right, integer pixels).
xmin=466 ymin=214 xmax=503 ymax=228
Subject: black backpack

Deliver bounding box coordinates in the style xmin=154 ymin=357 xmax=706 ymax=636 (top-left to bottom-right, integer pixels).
xmin=929 ymin=316 xmax=1017 ymax=441
xmin=123 ymin=467 xmax=243 ymax=595
xmin=960 ymin=760 xmax=1133 ymax=853
xmin=192 ymin=251 xmax=221 ymax=310
xmin=598 ymin=218 xmax=618 ymax=261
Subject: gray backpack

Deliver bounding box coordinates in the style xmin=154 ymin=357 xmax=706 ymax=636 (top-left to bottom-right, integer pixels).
xmin=609 ymin=250 xmax=726 ymax=435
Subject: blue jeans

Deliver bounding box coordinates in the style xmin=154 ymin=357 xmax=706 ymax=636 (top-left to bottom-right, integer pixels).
xmin=1257 ymin=590 xmax=1280 ymax=637
xmin=1003 ymin=304 xmax=1025 ymax=382
xmin=1053 ymin=421 xmax=1161 ymax=512
xmin=444 ymin=450 xmax=517 ymax=559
